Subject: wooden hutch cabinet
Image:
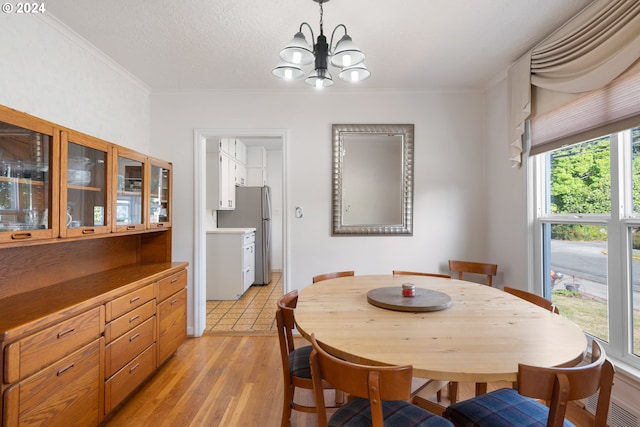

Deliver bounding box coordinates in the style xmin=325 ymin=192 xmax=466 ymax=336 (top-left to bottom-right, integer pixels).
xmin=0 ymin=105 xmax=188 ymax=426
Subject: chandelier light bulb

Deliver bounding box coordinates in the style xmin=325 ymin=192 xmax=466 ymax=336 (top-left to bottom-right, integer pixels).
xmin=342 ymin=54 xmax=351 ymax=67
xmin=292 ymin=51 xmax=302 ymax=65
xmin=284 ymin=69 xmax=293 ymax=79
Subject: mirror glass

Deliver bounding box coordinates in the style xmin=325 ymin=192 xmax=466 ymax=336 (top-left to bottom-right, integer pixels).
xmin=332 ymin=124 xmax=414 ymax=235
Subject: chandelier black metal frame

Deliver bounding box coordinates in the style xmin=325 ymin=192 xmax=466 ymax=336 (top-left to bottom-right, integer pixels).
xmin=272 ymin=0 xmax=370 ymax=88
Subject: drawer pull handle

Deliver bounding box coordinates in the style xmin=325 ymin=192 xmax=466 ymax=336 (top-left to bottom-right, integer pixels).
xmin=57 ymin=363 xmax=75 ymax=376
xmin=129 ymin=314 xmax=140 ymax=323
xmin=171 ymin=278 xmax=178 ymax=284
xmin=129 ymin=363 xmax=140 ymax=373
xmin=127 ymin=225 xmax=136 ymax=230
xmin=57 ymin=328 xmax=75 ymax=339
xmin=156 ymin=223 xmax=164 ymax=228
xmin=170 ymin=299 xmax=178 ymax=305
xmin=129 ymin=333 xmax=140 ymax=342
xmin=11 ymin=232 xmax=32 ymax=240
xmin=130 ymin=296 xmax=141 ymax=304
xmin=82 ymin=228 xmax=96 ymax=234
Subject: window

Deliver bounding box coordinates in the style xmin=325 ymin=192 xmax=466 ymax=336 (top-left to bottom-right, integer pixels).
xmin=532 ymin=125 xmax=640 ymax=367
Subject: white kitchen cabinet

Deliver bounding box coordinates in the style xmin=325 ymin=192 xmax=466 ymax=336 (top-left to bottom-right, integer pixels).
xmin=206 ymin=151 xmax=235 ymax=210
xmin=233 ymin=139 xmax=247 ymax=164
xmin=246 ymin=146 xmax=267 ymax=186
xmin=206 ymin=228 xmax=256 ymax=300
xmin=234 ymin=161 xmax=247 ymax=187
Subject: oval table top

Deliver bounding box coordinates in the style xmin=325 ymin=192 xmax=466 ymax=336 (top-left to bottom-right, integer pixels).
xmin=294 ymin=274 xmax=587 ymax=383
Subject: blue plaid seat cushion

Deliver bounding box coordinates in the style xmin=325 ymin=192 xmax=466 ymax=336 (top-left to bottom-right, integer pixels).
xmin=329 ymin=397 xmax=453 ymax=427
xmin=288 ymin=345 xmax=313 ymax=378
xmin=443 ymin=388 xmax=575 ymax=427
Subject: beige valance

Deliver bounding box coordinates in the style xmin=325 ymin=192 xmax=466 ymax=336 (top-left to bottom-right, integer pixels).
xmin=508 ymin=0 xmax=640 ymax=166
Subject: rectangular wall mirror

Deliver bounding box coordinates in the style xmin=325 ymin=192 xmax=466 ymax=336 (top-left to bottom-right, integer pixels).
xmin=332 ymin=124 xmax=414 ymax=235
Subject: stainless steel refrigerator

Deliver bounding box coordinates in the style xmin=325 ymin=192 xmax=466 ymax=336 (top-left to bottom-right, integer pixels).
xmin=217 ymin=186 xmax=272 ymax=285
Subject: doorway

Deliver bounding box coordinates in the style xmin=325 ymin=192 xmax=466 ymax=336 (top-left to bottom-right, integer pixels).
xmin=193 ymin=129 xmax=288 ymax=337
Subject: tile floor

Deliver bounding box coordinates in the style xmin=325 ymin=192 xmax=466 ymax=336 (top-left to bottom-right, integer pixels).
xmin=205 ymin=271 xmax=282 ymax=334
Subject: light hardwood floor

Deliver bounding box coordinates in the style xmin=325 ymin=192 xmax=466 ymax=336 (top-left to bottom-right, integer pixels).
xmin=103 ymin=335 xmax=597 ymax=427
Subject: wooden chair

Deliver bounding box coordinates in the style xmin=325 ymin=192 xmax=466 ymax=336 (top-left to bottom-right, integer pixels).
xmin=447 ymin=260 xmax=497 ymax=403
xmin=276 ymin=290 xmax=336 ymax=427
xmin=309 ymin=334 xmax=453 ymax=427
xmin=504 ymin=286 xmax=559 ymax=314
xmin=393 ymin=270 xmax=451 ymax=279
xmin=448 ymin=260 xmax=498 ymax=287
xmin=443 ymin=341 xmax=615 ymax=427
xmin=312 ymin=270 xmax=355 ymax=283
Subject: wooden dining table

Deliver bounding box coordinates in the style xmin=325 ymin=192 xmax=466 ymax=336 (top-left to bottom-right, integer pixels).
xmin=294 ymin=274 xmax=587 ymax=384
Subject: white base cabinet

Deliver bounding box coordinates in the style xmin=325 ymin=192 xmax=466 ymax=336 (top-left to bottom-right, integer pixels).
xmin=206 ymin=228 xmax=256 ymax=300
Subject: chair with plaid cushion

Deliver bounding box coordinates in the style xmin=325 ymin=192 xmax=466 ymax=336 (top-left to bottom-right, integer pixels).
xmin=443 ymin=341 xmax=615 ymax=427
xmin=309 ymin=333 xmax=454 ymax=427
xmin=277 ymin=290 xmax=336 ymax=427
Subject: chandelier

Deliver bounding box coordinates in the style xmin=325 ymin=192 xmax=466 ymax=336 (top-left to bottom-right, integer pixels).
xmin=272 ymin=0 xmax=370 ymax=88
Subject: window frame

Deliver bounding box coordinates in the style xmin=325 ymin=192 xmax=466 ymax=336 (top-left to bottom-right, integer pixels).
xmin=530 ymin=128 xmax=640 ymax=369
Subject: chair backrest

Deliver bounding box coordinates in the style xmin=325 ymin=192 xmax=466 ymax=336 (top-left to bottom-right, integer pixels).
xmin=393 ymin=270 xmax=451 ymax=279
xmin=517 ymin=341 xmax=615 ymax=427
xmin=309 ymin=334 xmax=414 ymax=427
xmin=312 ymin=270 xmax=355 ymax=283
xmin=448 ymin=260 xmax=498 ymax=287
xmin=503 ymin=286 xmax=559 ymax=314
xmin=276 ymin=290 xmax=299 ymax=358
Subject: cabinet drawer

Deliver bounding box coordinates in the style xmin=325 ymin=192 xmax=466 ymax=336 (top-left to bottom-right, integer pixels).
xmin=243 ymin=266 xmax=255 ymax=291
xmin=105 ymin=283 xmax=154 ymax=321
xmin=3 ymin=338 xmax=103 ymax=427
xmin=104 ymin=300 xmax=155 ymax=343
xmin=105 ymin=317 xmax=155 ymax=378
xmin=157 ymin=288 xmax=187 ymax=365
xmin=243 ymin=243 xmax=255 ymax=270
xmin=157 ymin=269 xmax=187 ymax=301
xmin=243 ymin=232 xmax=255 ymax=246
xmin=104 ymin=343 xmax=156 ymax=414
xmin=4 ymin=306 xmax=103 ymax=384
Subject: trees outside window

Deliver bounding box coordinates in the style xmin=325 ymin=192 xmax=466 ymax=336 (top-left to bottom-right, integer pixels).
xmin=533 ymin=126 xmax=640 ymax=366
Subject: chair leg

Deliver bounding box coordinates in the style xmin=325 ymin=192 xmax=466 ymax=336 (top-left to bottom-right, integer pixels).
xmin=448 ymin=381 xmax=458 ymax=404
xmin=281 ymin=384 xmax=294 ymax=427
xmin=475 ymin=382 xmax=487 ymax=396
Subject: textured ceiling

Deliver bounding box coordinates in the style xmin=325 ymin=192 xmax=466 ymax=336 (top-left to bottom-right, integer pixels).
xmin=46 ymin=0 xmax=593 ymax=91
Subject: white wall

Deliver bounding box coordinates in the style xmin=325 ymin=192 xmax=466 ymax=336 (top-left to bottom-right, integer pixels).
xmin=150 ymin=89 xmax=491 ymax=319
xmin=0 ymin=15 xmax=150 ymax=152
xmin=484 ymin=78 xmax=528 ymax=289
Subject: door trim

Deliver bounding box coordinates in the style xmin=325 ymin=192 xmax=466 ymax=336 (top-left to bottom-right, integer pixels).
xmin=192 ymin=129 xmax=288 ymax=337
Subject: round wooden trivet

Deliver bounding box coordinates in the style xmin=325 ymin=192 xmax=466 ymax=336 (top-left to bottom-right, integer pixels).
xmin=366 ymin=286 xmax=452 ymax=312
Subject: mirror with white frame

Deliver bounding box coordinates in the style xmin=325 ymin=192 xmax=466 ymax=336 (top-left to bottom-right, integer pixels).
xmin=332 ymin=124 xmax=414 ymax=235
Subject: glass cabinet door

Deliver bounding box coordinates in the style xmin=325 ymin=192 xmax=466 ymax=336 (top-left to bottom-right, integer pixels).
xmin=148 ymin=158 xmax=171 ymax=228
xmin=114 ymin=148 xmax=146 ymax=232
xmin=0 ymin=110 xmax=59 ymax=243
xmin=61 ymin=130 xmax=111 ymax=237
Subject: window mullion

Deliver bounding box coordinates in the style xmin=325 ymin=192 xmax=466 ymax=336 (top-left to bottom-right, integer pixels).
xmin=608 ymin=132 xmax=625 ymax=358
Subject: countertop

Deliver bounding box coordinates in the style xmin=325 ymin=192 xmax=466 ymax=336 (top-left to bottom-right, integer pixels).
xmin=206 ymin=227 xmax=256 ymax=234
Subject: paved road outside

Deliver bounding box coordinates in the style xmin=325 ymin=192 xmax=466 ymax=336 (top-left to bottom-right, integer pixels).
xmin=550 ymin=240 xmax=640 ymax=308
